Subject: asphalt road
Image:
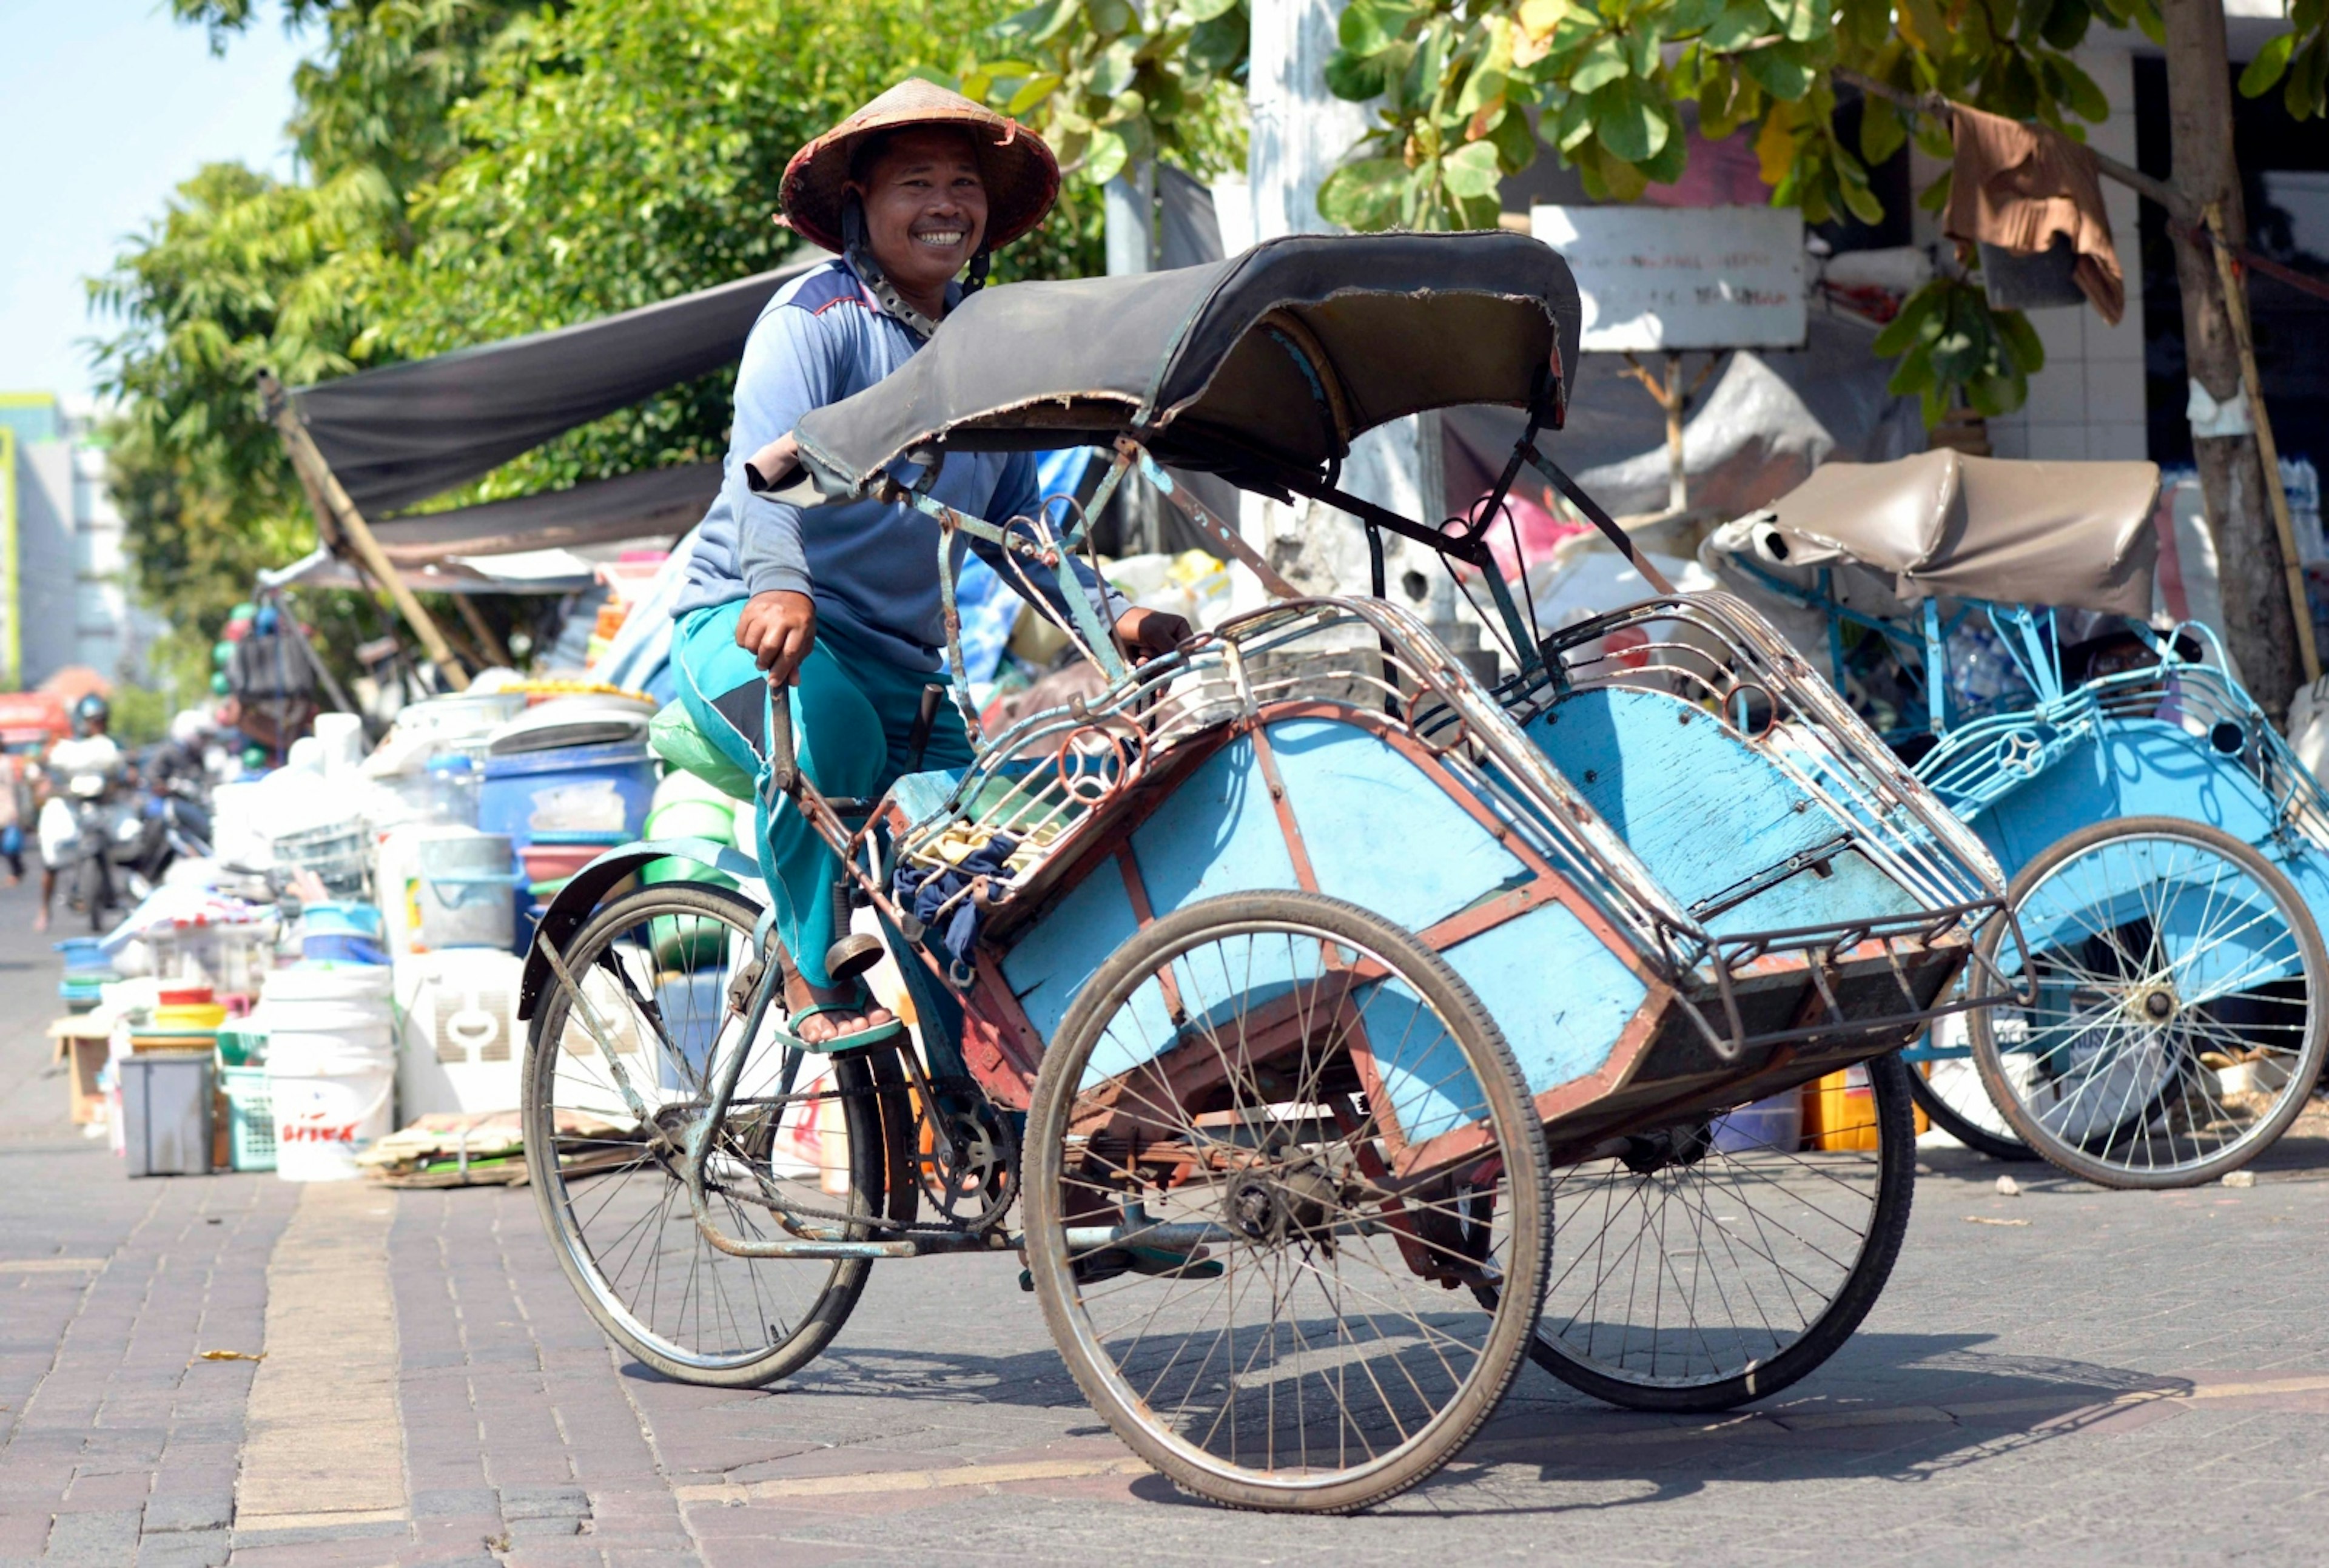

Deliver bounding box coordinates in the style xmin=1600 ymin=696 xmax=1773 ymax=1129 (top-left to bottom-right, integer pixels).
xmin=4 ymin=871 xmax=2329 ymax=1565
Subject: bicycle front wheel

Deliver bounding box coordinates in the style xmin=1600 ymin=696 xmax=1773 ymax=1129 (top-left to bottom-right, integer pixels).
xmin=522 ymin=880 xmax=898 ymax=1386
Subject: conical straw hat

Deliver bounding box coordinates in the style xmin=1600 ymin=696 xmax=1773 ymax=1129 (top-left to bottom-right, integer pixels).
xmin=781 ymin=79 xmax=1061 ymax=255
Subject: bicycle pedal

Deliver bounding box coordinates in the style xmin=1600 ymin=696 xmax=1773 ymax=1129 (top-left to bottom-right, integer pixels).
xmin=1126 ymin=1243 xmax=1223 ymax=1280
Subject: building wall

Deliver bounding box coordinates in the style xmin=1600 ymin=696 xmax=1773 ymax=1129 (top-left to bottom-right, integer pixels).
xmin=17 ymin=440 xmax=81 ymax=688
xmin=70 ymin=441 xmax=141 ymax=675
xmin=0 ymin=393 xmax=155 ymax=691
xmin=1924 ymin=41 xmax=2151 ymax=463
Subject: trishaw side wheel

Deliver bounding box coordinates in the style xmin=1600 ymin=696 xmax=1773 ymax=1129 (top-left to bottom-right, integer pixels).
xmin=1968 ymin=817 xmax=2329 ymax=1189
xmin=522 ymin=881 xmax=897 ymax=1388
xmin=1527 ymin=1051 xmax=1916 ymax=1413
xmin=1023 ymin=890 xmax=1551 ymax=1513
xmin=1905 ymin=1021 xmax=2035 ymax=1161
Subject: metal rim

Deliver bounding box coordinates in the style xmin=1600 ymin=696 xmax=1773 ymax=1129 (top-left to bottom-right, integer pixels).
xmin=1974 ymin=820 xmax=2328 ymax=1184
xmin=524 ymin=883 xmax=875 ymax=1379
xmin=1531 ymin=1055 xmax=1910 ymax=1405
xmin=1024 ymin=894 xmax=1549 ymax=1510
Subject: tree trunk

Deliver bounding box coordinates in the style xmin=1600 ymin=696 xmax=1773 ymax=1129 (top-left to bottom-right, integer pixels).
xmin=2160 ymin=0 xmax=2304 ymax=721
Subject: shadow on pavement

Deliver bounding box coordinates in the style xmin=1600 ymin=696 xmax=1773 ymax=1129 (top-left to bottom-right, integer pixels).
xmin=621 ymin=1324 xmax=2198 ymax=1516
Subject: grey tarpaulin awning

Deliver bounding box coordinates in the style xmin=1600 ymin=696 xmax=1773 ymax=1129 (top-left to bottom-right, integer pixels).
xmin=271 ymin=542 xmax=651 ymax=596
xmin=291 ymin=259 xmax=819 ymax=516
xmin=368 ymin=462 xmax=721 ymax=565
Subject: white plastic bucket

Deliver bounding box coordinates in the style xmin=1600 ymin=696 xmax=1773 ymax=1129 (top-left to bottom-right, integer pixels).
xmin=258 ymin=961 xmax=398 ymax=1182
xmin=257 ymin=960 xmax=395 ymax=1034
xmin=413 ymin=830 xmax=515 ymax=951
xmin=267 ymin=1064 xmax=395 ymax=1181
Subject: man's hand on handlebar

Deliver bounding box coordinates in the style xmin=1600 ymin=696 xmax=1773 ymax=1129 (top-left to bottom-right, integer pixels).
xmin=737 ymin=590 xmax=817 ymax=688
xmin=1113 ymin=606 xmax=1192 ymax=662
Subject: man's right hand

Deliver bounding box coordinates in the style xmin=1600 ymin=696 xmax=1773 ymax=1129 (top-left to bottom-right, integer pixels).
xmin=736 ymin=590 xmax=817 ymax=688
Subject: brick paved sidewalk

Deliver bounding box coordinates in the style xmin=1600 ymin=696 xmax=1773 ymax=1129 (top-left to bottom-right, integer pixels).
xmin=8 ymin=870 xmax=2329 ymax=1564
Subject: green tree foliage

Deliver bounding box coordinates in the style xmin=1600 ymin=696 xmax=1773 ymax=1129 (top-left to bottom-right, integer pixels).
xmin=172 ymin=1 xmax=542 ymax=218
xmin=101 ymin=2 xmax=536 ymax=683
xmin=99 ymin=0 xmax=1120 ymax=681
xmin=2239 ymin=0 xmax=2329 ymax=120
xmin=90 ymin=161 xmax=400 ymax=691
xmin=964 ymin=0 xmax=1251 ymax=187
xmin=360 ymin=0 xmax=1106 ymax=507
xmin=1312 ymin=0 xmax=2190 ymax=420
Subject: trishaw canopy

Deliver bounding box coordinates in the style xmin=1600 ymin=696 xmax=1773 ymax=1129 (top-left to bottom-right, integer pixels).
xmin=791 ymin=231 xmax=1583 ymax=496
xmin=1733 ymin=449 xmax=2161 ymax=618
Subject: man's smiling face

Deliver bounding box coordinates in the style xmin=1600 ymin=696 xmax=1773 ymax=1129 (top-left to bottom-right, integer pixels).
xmin=850 ymin=126 xmax=990 ymax=306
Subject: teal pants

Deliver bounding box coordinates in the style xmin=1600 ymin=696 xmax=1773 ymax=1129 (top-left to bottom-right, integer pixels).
xmin=672 ymin=601 xmax=972 ymax=989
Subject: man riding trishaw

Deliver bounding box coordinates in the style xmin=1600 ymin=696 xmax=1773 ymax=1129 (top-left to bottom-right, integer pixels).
xmin=670 ymin=82 xmax=1188 ymax=1051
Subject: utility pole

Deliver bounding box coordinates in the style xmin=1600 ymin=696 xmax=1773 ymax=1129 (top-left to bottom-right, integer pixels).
xmin=1245 ymin=0 xmax=1448 ymax=617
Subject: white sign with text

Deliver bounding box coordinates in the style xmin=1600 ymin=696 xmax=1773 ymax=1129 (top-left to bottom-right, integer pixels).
xmin=1530 ymin=205 xmax=1807 ymax=352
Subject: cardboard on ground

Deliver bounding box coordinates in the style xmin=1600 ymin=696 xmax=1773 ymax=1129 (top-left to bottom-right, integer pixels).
xmin=1531 ymin=205 xmax=1807 ymax=353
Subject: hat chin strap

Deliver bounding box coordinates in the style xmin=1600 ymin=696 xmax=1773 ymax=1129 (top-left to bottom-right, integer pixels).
xmin=841 ymin=195 xmax=988 ymax=341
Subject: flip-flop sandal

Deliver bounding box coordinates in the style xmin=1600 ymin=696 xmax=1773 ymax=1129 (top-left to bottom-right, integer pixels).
xmin=771 ymin=986 xmax=906 ymax=1055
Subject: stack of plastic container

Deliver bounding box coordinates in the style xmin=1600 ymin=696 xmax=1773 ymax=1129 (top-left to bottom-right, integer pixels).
xmin=257 ymin=961 xmax=397 ymax=1181
xmin=479 ymin=693 xmax=657 ymax=953
xmin=55 ymin=938 xmax=116 ymax=1013
xmin=119 ymin=983 xmax=227 ymax=1179
xmin=145 ymin=914 xmax=277 ymax=1009
xmin=215 ymin=1018 xmax=274 ymax=1173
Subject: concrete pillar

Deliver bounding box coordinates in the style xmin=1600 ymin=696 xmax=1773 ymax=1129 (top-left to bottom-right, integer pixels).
xmin=1240 ymin=0 xmax=1473 ymax=656
xmin=1104 ymin=163 xmax=1158 ymax=276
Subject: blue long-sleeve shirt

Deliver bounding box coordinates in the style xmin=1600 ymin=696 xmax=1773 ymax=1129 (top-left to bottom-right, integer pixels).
xmin=676 ymin=259 xmax=1123 ymax=671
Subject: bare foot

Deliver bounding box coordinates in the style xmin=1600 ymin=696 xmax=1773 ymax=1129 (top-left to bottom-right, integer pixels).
xmin=783 ymin=970 xmax=893 ymax=1046
xmin=32 ymin=907 xmax=48 ymax=934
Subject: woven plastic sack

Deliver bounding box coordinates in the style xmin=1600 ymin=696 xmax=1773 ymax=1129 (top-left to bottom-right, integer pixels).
xmin=648 ymin=702 xmax=755 ymax=803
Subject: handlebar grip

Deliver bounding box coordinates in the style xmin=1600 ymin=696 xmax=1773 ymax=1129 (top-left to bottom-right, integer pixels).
xmin=762 ymin=684 xmax=798 ymax=796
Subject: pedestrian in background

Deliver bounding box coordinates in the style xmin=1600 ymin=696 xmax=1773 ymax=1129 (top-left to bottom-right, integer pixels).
xmin=0 ymin=751 xmax=25 ymax=884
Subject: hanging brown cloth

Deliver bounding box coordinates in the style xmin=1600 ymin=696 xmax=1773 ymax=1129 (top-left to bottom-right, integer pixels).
xmin=1943 ymin=103 xmax=2126 ymax=325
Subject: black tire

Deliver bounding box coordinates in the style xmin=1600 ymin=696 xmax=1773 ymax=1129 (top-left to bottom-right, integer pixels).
xmin=1528 ymin=1051 xmax=1916 ymax=1413
xmin=1905 ymin=1042 xmax=2035 ymax=1161
xmin=1023 ymin=890 xmax=1551 ymax=1513
xmin=522 ymin=880 xmax=893 ymax=1387
xmin=1968 ymin=817 xmax=2329 ymax=1189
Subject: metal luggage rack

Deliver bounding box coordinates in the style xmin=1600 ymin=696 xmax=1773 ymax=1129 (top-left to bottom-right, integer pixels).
xmin=1921 ymin=623 xmax=2329 ymax=849
xmin=1513 ymin=589 xmax=2005 ymax=917
xmin=1474 ymin=590 xmax=2020 ymax=1041
xmin=892 ymin=591 xmax=2014 ymax=1055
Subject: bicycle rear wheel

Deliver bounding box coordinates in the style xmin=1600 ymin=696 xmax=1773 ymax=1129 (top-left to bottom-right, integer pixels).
xmin=1528 ymin=1052 xmax=1915 ymax=1413
xmin=522 ymin=881 xmax=898 ymax=1387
